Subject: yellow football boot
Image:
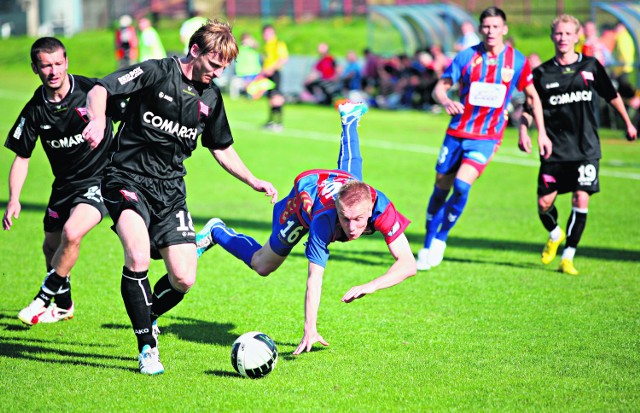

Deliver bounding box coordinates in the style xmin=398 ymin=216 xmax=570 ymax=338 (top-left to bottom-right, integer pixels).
xmin=541 ymin=229 xmax=566 ymax=264
xmin=558 ymin=258 xmax=579 ymax=275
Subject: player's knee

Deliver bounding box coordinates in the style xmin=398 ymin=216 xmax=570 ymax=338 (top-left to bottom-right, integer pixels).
xmin=61 ymin=225 xmax=84 ymax=247
xmin=537 ymin=196 xmax=554 ymax=212
xmin=572 ymin=191 xmax=590 ymax=208
xmin=126 ymin=251 xmax=151 ymax=270
xmin=171 ymin=275 xmax=194 ymax=293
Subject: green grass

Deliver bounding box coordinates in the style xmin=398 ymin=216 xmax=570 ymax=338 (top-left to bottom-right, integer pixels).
xmin=1 ymin=27 xmax=639 ymax=412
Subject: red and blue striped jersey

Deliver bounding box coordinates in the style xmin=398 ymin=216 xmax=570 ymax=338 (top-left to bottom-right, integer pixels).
xmin=443 ymin=43 xmax=533 ymax=140
xmin=284 ymin=169 xmax=410 ymax=267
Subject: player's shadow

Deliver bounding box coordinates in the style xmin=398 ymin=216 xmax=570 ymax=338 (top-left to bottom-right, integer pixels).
xmin=405 ymin=233 xmax=640 ymax=263
xmin=0 ymin=316 xmax=136 ymax=372
xmin=102 ymin=316 xmax=238 ymax=346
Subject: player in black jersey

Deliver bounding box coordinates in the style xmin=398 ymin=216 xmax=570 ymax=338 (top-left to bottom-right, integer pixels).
xmin=3 ymin=38 xmax=120 ymax=326
xmin=83 ymin=20 xmax=278 ymax=375
xmin=519 ymin=15 xmax=637 ymax=275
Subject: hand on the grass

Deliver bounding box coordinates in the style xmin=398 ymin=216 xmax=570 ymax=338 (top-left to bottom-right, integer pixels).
xmin=293 ymin=330 xmax=329 ymax=355
xmin=341 ymin=283 xmax=376 ymax=303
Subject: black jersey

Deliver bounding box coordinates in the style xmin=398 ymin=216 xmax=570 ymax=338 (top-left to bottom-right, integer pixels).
xmin=533 ymin=54 xmax=617 ymax=163
xmin=97 ymin=57 xmax=234 ymax=179
xmin=4 ymin=75 xmax=115 ymax=189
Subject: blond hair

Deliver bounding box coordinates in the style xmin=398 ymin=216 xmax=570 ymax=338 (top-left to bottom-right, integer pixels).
xmin=336 ymin=180 xmax=372 ymax=211
xmin=551 ymin=14 xmax=581 ymax=34
xmin=189 ymin=19 xmax=239 ymax=62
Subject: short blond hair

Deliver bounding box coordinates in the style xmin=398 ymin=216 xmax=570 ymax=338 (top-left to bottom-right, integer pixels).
xmin=336 ymin=180 xmax=372 ymax=211
xmin=551 ymin=14 xmax=581 ymax=34
xmin=189 ymin=19 xmax=239 ymax=62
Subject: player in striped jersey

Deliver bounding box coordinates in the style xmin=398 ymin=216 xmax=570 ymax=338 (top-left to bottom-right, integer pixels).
xmin=416 ymin=6 xmax=552 ymax=270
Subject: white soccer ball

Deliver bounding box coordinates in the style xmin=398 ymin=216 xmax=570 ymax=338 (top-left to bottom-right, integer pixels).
xmin=231 ymin=331 xmax=278 ymax=379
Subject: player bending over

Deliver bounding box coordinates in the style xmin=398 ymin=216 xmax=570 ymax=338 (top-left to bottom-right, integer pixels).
xmin=196 ymin=102 xmax=417 ymax=354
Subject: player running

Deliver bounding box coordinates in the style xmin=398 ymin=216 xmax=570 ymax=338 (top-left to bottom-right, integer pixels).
xmin=82 ymin=20 xmax=278 ymax=375
xmin=4 ymin=37 xmax=122 ymax=326
xmin=196 ymin=102 xmax=417 ymax=355
xmin=519 ymin=15 xmax=637 ymax=275
xmin=415 ymin=6 xmax=552 ymax=270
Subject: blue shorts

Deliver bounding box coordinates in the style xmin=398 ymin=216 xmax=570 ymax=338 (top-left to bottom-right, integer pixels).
xmin=435 ymin=134 xmax=501 ymax=176
xmin=268 ymin=189 xmax=309 ymax=257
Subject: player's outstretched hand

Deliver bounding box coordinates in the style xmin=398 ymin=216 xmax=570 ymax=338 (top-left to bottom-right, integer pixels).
xmin=2 ymin=200 xmax=21 ymax=230
xmin=82 ymin=118 xmax=106 ymax=150
xmin=626 ymin=124 xmax=638 ymax=141
xmin=253 ymin=179 xmax=278 ymax=204
xmin=293 ymin=330 xmax=329 ymax=355
xmin=341 ymin=283 xmax=376 ymax=303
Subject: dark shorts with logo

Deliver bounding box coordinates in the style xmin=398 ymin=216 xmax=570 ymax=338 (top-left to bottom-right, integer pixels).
xmin=537 ymin=159 xmax=600 ymax=196
xmin=44 ymin=179 xmax=108 ymax=233
xmin=266 ymin=71 xmax=282 ymax=97
xmin=101 ymin=170 xmax=195 ymax=259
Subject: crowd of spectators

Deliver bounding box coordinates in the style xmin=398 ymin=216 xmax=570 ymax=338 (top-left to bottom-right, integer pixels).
xmin=226 ymin=20 xmax=638 ymax=130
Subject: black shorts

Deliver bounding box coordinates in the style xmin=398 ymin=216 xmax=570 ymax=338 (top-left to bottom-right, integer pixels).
xmin=101 ymin=170 xmax=196 ymax=259
xmin=537 ymin=159 xmax=600 ymax=196
xmin=44 ymin=180 xmax=108 ymax=233
xmin=266 ymin=71 xmax=281 ymax=97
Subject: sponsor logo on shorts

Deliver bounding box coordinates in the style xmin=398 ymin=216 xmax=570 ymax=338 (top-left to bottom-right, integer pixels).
xmin=447 ymin=213 xmax=457 ymax=222
xmin=117 ymin=66 xmax=144 ymax=85
xmin=467 ymin=151 xmax=488 ymax=164
xmin=84 ymin=185 xmax=102 ymax=203
xmin=542 ymin=174 xmax=556 ymax=188
xmin=48 ymin=208 xmax=59 ymax=219
xmin=120 ymin=189 xmax=139 ymax=202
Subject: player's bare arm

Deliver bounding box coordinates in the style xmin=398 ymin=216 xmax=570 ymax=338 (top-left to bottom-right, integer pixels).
xmin=524 ymin=83 xmax=552 ymax=159
xmin=84 ymin=84 xmax=108 ymax=150
xmin=433 ymin=78 xmax=465 ymax=116
xmin=3 ymin=156 xmax=30 ymax=230
xmin=341 ymin=233 xmax=416 ymax=303
xmin=210 ymin=146 xmax=278 ymax=203
xmin=518 ymin=111 xmax=534 ymax=153
xmin=608 ymin=94 xmax=638 ymax=141
xmin=293 ymin=262 xmax=329 ymax=355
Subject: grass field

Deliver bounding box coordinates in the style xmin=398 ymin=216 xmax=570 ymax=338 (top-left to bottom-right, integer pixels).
xmin=1 ymin=34 xmax=640 ymax=412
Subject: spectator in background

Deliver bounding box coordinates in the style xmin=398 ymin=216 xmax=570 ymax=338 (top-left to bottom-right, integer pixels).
xmin=613 ymin=22 xmax=635 ymax=99
xmin=528 ymin=52 xmax=542 ymax=69
xmin=362 ymin=48 xmax=380 ymax=100
xmin=454 ymin=21 xmax=480 ymax=52
xmin=138 ymin=17 xmax=166 ymax=62
xmin=229 ymin=33 xmax=263 ymax=99
xmin=179 ymin=10 xmax=208 ymax=55
xmin=115 ymin=15 xmax=138 ymax=68
xmin=341 ymin=50 xmax=363 ymax=101
xmin=304 ymin=42 xmax=340 ymax=105
xmin=428 ymin=44 xmax=451 ymax=78
xmin=581 ymin=20 xmax=608 ymax=66
xmin=261 ymin=24 xmax=288 ymax=131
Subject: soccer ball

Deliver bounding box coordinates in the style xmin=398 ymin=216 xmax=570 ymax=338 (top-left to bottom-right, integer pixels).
xmin=231 ymin=332 xmax=278 ymax=379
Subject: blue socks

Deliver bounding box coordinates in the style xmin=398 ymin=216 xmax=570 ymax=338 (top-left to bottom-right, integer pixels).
xmin=436 ymin=178 xmax=472 ymax=241
xmin=424 ymin=185 xmax=449 ymax=248
xmin=338 ymin=116 xmax=363 ymax=180
xmin=424 ymin=178 xmax=472 ymax=247
xmin=212 ymin=224 xmax=262 ymax=268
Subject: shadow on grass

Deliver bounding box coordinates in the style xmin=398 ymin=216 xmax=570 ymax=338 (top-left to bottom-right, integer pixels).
xmin=6 ymin=201 xmax=636 ymax=264
xmin=103 ymin=316 xmax=241 ymax=346
xmin=0 ymin=328 xmax=136 ymax=372
xmin=405 ymin=233 xmax=640 ymax=263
